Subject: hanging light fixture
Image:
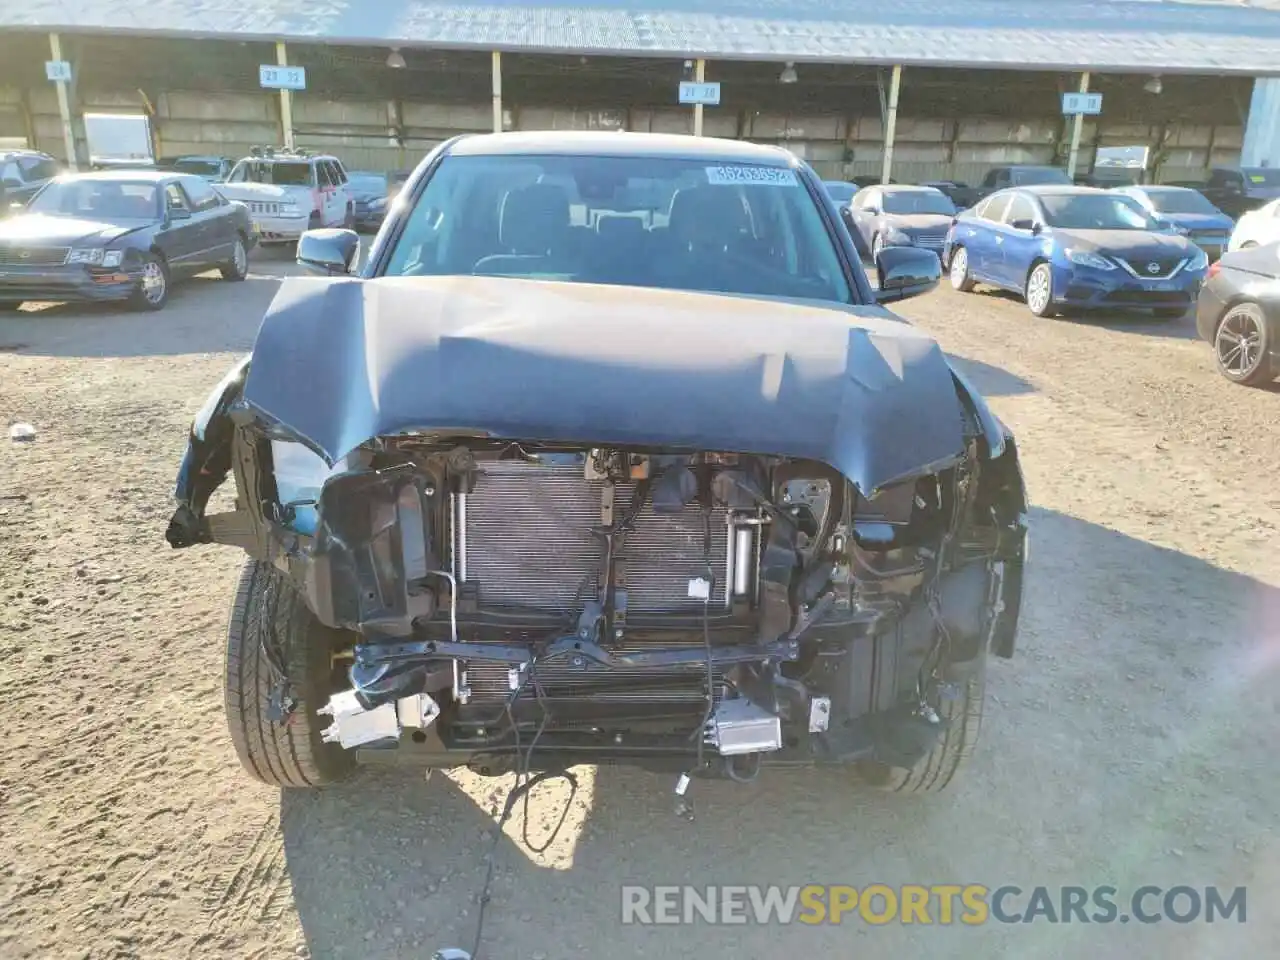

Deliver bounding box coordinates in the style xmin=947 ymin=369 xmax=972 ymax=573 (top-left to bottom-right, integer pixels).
xmin=386 ymin=47 xmax=406 ymax=69
xmin=779 ymin=61 xmax=798 ymax=84
xmin=1144 ymin=74 xmax=1163 ymax=95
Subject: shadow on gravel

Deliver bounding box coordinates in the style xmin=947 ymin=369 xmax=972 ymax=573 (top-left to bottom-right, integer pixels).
xmin=972 ymin=287 xmax=1201 ymax=342
xmin=278 ymin=507 xmax=1280 ymax=960
xmin=0 ymin=274 xmax=282 ymax=358
xmin=945 ymin=354 xmax=1037 ymax=396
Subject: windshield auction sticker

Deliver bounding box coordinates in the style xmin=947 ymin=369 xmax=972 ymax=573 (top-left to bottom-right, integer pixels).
xmin=705 ymin=166 xmax=798 ymax=186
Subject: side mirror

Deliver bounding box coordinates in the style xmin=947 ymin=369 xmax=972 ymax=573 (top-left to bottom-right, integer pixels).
xmin=297 ymin=228 xmax=360 ymax=275
xmin=168 ymin=206 xmax=191 ymax=221
xmin=1009 ymin=218 xmax=1036 ymax=232
xmin=862 ymin=206 xmax=880 ymax=216
xmin=875 ymin=245 xmax=942 ymax=303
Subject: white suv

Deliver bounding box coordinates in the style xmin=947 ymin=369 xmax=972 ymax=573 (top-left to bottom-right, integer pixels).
xmin=216 ymin=149 xmax=353 ymax=246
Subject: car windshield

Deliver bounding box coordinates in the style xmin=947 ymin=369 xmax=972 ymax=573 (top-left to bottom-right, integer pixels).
xmin=883 ymin=190 xmax=956 ymax=215
xmin=1039 ymin=194 xmax=1154 ymax=230
xmin=383 ymin=154 xmax=854 ymax=304
xmin=823 ymin=181 xmax=856 ymax=203
xmin=171 ymin=159 xmax=222 ymax=177
xmin=1144 ymin=189 xmax=1217 ymax=215
xmin=1013 ymin=168 xmax=1072 ymax=186
xmin=26 ymin=179 xmax=158 ymax=220
xmin=1243 ymin=168 xmax=1280 ymax=187
xmin=249 ymin=161 xmax=311 ymax=186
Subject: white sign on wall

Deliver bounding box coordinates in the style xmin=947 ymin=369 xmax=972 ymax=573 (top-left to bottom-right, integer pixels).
xmin=1061 ymin=92 xmax=1103 ymax=116
xmin=45 ymin=60 xmax=72 ymax=83
xmin=259 ymin=65 xmax=307 ymax=91
xmin=679 ymin=82 xmax=722 ymax=106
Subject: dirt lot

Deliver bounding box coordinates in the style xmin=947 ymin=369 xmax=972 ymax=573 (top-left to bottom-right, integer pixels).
xmin=2 ymin=257 xmax=1279 ymax=960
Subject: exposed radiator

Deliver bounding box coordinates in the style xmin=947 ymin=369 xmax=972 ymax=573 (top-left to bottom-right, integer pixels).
xmin=454 ymin=459 xmax=736 ymax=616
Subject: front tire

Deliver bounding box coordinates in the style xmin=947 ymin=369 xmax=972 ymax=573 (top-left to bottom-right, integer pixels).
xmin=128 ymin=253 xmax=169 ymax=312
xmin=224 ymin=560 xmax=356 ymax=789
xmin=949 ymin=246 xmax=976 ymax=292
xmin=219 ymin=234 xmax=249 ymax=281
xmin=858 ymin=671 xmax=985 ymax=794
xmin=1213 ymin=301 xmax=1274 ymax=386
xmin=1025 ymin=262 xmax=1057 ymax=317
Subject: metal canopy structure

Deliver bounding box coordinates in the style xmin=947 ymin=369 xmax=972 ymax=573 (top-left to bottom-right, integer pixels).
xmin=4 ymin=0 xmax=1280 ymax=75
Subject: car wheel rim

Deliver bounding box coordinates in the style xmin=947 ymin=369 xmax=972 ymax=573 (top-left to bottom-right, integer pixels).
xmin=1216 ymin=307 xmax=1263 ymax=376
xmin=233 ymin=240 xmax=246 ymax=275
xmin=1027 ymin=267 xmax=1050 ymax=312
xmin=142 ymin=261 xmax=166 ymax=303
xmin=950 ymin=250 xmax=967 ymax=285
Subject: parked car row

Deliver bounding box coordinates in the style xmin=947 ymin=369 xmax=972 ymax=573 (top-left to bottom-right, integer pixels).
xmin=820 ymin=169 xmax=1277 ymax=389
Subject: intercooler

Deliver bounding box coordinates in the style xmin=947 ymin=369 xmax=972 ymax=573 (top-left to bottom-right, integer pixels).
xmin=450 ymin=459 xmax=751 ymax=709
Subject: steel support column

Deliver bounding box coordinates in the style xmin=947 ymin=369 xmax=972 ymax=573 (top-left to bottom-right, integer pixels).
xmin=693 ymin=59 xmax=707 ymax=137
xmin=1066 ymin=72 xmax=1091 ymax=180
xmin=49 ymin=33 xmax=77 ymax=169
xmin=492 ymin=51 xmax=503 ymax=134
xmin=276 ymin=41 xmax=295 ymax=150
xmin=881 ymin=65 xmax=902 ymax=184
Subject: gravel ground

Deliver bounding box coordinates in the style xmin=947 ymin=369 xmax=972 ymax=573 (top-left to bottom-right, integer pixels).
xmin=2 ymin=258 xmax=1279 ymax=960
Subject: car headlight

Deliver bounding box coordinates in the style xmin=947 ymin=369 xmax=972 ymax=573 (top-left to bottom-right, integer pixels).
xmin=884 ymin=228 xmax=912 ymax=246
xmin=1186 ymin=248 xmax=1209 ymax=271
xmin=1065 ymin=248 xmax=1115 ymax=271
xmin=369 ymin=197 xmax=387 ymax=211
xmin=101 ymin=250 xmax=124 ymax=268
xmin=280 ymin=202 xmax=302 ymax=217
xmin=67 ymin=248 xmax=104 ymax=265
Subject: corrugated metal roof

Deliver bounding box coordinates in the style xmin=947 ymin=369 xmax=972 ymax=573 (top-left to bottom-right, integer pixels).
xmin=5 ymin=0 xmax=1280 ymax=75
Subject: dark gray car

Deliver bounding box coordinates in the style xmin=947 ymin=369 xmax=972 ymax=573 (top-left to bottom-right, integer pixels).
xmin=0 ymin=170 xmax=255 ymax=312
xmin=846 ymin=184 xmax=957 ymax=259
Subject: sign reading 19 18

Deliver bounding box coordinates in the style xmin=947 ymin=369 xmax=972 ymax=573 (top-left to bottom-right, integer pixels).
xmin=1061 ymin=92 xmax=1103 ymax=115
xmin=259 ymin=65 xmax=307 ymax=91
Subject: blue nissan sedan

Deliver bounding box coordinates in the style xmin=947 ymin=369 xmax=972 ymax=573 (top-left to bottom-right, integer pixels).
xmin=943 ymin=186 xmax=1209 ymax=318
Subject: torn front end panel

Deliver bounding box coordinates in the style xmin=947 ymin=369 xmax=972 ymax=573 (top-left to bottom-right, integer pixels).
xmin=170 ymin=414 xmax=1024 ymax=779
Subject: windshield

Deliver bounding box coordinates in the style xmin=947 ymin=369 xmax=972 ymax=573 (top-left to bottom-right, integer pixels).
xmin=1144 ymin=189 xmax=1217 ymax=215
xmin=383 ymin=154 xmax=853 ymax=304
xmin=1013 ymin=167 xmax=1072 ymax=186
xmin=1040 ymin=194 xmax=1154 ymax=230
xmin=883 ymin=190 xmax=956 ymax=216
xmin=823 ymin=181 xmax=856 ymax=203
xmin=172 ymin=159 xmax=222 ymax=177
xmin=1243 ymin=168 xmax=1280 ymax=187
xmin=247 ymin=161 xmax=312 ymax=186
xmin=27 ymin=179 xmax=158 ymax=220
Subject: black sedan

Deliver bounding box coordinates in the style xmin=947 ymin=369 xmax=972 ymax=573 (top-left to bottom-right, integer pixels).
xmin=845 ymin=184 xmax=957 ymax=260
xmin=0 ymin=170 xmax=254 ymax=312
xmin=1195 ymin=243 xmax=1280 ymax=386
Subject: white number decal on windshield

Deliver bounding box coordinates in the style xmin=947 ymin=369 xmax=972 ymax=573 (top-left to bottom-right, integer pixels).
xmin=705 ymin=166 xmax=798 ymax=187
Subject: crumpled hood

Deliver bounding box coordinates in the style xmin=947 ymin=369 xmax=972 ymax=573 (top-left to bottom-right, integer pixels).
xmin=1159 ymin=211 xmax=1234 ymax=233
xmin=1053 ymin=228 xmax=1196 ymax=259
xmin=886 ymin=213 xmax=955 ymax=235
xmin=241 ymin=276 xmax=976 ymax=495
xmin=0 ymin=213 xmax=146 ymax=246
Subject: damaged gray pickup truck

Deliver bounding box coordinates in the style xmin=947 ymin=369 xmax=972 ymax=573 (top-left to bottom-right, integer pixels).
xmin=165 ymin=132 xmax=1027 ymax=796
